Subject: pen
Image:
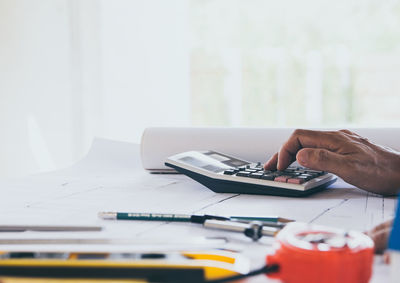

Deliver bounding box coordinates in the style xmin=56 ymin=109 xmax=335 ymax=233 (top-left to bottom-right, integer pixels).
xmin=203 ymin=219 xmax=279 ymax=241
xmin=99 ymin=212 xmax=230 ymax=224
xmin=98 ymin=212 xmax=292 ymax=227
xmin=99 ymin=212 xmax=281 ymax=241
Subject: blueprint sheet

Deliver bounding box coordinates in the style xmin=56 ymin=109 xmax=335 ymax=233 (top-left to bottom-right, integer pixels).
xmin=0 ymin=138 xmax=395 ymax=282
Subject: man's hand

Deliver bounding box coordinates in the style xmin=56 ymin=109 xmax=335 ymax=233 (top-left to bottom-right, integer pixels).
xmin=264 ymin=129 xmax=400 ymax=195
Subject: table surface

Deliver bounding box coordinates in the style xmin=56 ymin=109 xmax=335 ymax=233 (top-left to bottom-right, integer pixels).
xmin=0 ymin=139 xmax=395 ymax=282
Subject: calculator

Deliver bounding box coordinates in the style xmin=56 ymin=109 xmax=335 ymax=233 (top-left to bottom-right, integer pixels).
xmin=165 ymin=151 xmax=337 ymax=197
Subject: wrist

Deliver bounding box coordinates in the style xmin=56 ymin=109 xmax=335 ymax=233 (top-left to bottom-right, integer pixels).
xmin=394 ymin=152 xmax=400 ymax=191
xmin=384 ymin=150 xmax=400 ymax=195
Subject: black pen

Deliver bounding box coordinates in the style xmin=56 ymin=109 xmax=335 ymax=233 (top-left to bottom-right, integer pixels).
xmin=98 ymin=212 xmax=289 ymax=228
xmin=98 ymin=212 xmax=282 ymax=240
xmin=99 ymin=212 xmax=229 ymax=224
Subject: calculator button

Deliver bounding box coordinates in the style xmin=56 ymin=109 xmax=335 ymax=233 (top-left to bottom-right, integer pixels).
xmin=238 ymin=167 xmax=246 ymax=171
xmin=297 ymin=175 xmax=311 ymax=181
xmin=300 ymin=173 xmax=314 ymax=178
xmin=249 ymin=173 xmax=263 ymax=179
xmin=245 ymin=169 xmax=258 ymax=173
xmin=223 ymin=170 xmax=236 ymax=175
xmin=274 ymin=176 xmax=291 ymax=183
xmin=261 ymin=174 xmax=275 ymax=180
xmin=306 ymin=171 xmax=319 ymax=174
xmin=284 ymin=171 xmax=300 ymax=176
xmin=236 ymin=172 xmax=251 ymax=177
xmin=253 ymin=164 xmax=263 ymax=169
xmin=287 ymin=178 xmax=305 ymax=184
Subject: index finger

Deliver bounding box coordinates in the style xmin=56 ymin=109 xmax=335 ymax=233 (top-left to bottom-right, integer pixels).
xmin=276 ymin=129 xmax=342 ymax=170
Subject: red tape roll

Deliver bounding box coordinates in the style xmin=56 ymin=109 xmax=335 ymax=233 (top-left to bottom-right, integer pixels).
xmin=266 ymin=223 xmax=374 ymax=283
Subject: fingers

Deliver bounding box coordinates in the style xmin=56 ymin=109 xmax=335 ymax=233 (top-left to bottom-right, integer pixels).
xmin=276 ymin=129 xmax=342 ymax=170
xmin=264 ymin=152 xmax=278 ymax=170
xmin=296 ymin=148 xmax=345 ymax=175
xmin=264 ymin=129 xmax=357 ymax=171
xmin=339 ymin=129 xmax=353 ymax=135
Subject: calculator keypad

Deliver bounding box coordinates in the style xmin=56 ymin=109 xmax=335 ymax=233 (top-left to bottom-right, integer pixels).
xmin=223 ymin=165 xmax=326 ymax=184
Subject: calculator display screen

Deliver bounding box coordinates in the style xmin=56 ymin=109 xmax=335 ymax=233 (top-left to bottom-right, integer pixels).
xmin=204 ymin=151 xmax=250 ymax=168
xmin=179 ymin=156 xmax=226 ymax=173
xmin=208 ymin=154 xmax=230 ymax=162
xmin=178 ymin=151 xmax=250 ymax=173
xmin=228 ymin=160 xmax=249 ymax=167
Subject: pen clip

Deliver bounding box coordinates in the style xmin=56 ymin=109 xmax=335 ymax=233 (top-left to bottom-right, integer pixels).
xmin=190 ymin=215 xmax=230 ymax=224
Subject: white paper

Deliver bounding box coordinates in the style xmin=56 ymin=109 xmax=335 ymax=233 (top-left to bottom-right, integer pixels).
xmin=0 ymin=137 xmax=394 ymax=282
xmin=141 ymin=127 xmax=400 ymax=171
xmin=0 ymin=138 xmax=242 ymax=252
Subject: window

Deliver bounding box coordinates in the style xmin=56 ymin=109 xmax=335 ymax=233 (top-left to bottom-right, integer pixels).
xmin=1 ymin=0 xmax=400 ymax=177
xmin=189 ymin=0 xmax=400 ymax=127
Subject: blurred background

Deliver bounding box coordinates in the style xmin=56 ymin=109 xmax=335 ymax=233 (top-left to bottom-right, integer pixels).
xmin=1 ymin=0 xmax=400 ymax=178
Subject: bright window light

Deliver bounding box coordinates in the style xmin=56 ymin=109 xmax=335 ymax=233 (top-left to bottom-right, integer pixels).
xmin=188 ymin=0 xmax=400 ymax=127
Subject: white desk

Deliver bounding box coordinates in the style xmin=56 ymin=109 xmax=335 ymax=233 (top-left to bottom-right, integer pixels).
xmin=0 ymin=139 xmax=395 ymax=282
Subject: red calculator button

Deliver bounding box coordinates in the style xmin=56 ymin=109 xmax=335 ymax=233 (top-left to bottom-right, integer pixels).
xmin=287 ymin=178 xmax=305 ymax=184
xmin=275 ymin=176 xmax=290 ymax=183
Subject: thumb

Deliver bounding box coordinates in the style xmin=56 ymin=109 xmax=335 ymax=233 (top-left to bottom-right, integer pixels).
xmin=296 ymin=148 xmax=343 ymax=175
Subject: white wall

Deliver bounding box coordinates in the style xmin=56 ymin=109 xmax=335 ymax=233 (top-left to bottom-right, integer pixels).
xmin=100 ymin=0 xmax=190 ymax=142
xmin=0 ymin=0 xmax=190 ymax=177
xmin=0 ymin=0 xmax=75 ymax=177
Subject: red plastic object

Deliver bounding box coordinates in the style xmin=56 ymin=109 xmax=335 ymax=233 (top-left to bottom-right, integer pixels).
xmin=266 ymin=222 xmax=374 ymax=283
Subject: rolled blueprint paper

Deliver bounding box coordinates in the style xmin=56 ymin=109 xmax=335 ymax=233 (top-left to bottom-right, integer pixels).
xmin=141 ymin=127 xmax=400 ymax=172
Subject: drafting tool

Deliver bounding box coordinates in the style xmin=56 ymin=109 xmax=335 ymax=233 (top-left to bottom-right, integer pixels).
xmin=203 ymin=222 xmax=375 ymax=283
xmin=0 ymin=226 xmax=374 ymax=283
xmin=0 ymin=250 xmax=250 ymax=283
xmin=0 ymin=225 xmax=102 ymax=232
xmin=266 ymin=222 xmax=374 ymax=283
xmin=205 ymin=222 xmax=375 ymax=283
xmin=0 ymin=237 xmax=226 ymax=246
